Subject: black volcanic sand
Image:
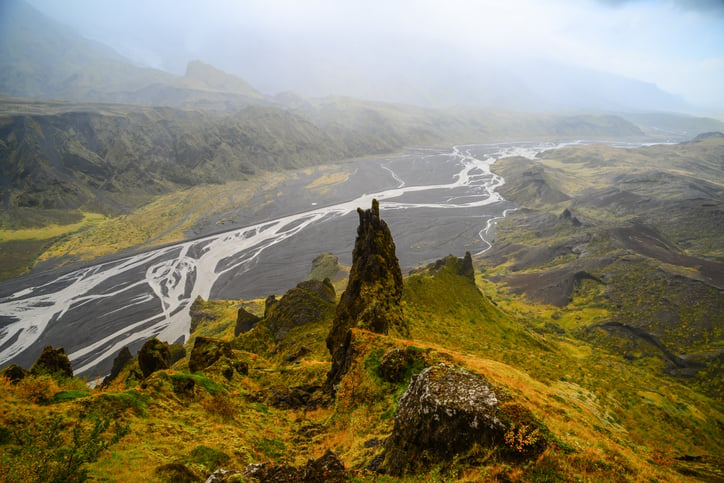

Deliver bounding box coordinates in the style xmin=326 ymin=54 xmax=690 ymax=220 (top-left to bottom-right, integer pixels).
xmin=0 ymin=145 xmax=520 ymax=377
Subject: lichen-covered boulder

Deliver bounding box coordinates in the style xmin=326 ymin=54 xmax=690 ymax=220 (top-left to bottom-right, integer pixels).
xmin=264 ymin=279 xmax=336 ymax=341
xmin=30 ymin=345 xmax=73 ymax=379
xmin=138 ymin=338 xmax=171 ymax=378
xmin=235 ymin=306 xmax=261 ymax=336
xmin=326 ymin=199 xmax=407 ymax=391
xmin=189 ymin=336 xmax=233 ymax=373
xmin=382 ymin=363 xmax=506 ymax=475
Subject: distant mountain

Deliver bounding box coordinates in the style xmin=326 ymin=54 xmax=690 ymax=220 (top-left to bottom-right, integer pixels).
xmin=0 ymin=1 xmax=267 ymax=110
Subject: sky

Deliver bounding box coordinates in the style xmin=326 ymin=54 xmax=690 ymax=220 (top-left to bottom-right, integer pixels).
xmin=25 ymin=0 xmax=724 ymax=111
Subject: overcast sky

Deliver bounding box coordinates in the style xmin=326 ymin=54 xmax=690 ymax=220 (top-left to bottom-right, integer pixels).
xmin=26 ymin=0 xmax=724 ymax=110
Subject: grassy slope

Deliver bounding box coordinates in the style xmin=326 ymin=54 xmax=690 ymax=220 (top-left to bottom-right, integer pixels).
xmin=1 ymin=255 xmax=722 ymax=482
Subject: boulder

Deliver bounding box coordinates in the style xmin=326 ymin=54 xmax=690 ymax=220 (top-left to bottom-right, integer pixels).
xmin=138 ymin=338 xmax=172 ymax=378
xmin=244 ymin=449 xmax=347 ymax=482
xmin=189 ymin=336 xmax=233 ymax=373
xmin=326 ymin=199 xmax=406 ymax=391
xmin=235 ymin=306 xmax=261 ymax=336
xmin=101 ymin=346 xmax=133 ymax=386
xmin=264 ymin=279 xmax=336 ymax=341
xmin=30 ymin=345 xmax=73 ymax=378
xmin=382 ymin=363 xmax=506 ymax=475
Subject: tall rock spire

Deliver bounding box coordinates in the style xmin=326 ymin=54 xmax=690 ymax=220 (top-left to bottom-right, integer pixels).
xmin=325 ymin=199 xmax=407 ymax=391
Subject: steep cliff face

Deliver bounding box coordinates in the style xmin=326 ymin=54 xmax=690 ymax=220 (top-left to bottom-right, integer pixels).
xmin=325 ymin=199 xmax=407 ymax=390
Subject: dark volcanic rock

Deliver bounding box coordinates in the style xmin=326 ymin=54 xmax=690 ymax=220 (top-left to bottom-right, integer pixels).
xmin=1 ymin=364 xmax=28 ymax=383
xmin=244 ymin=449 xmax=347 ymax=482
xmin=137 ymin=338 xmax=172 ymax=378
xmin=235 ymin=306 xmax=261 ymax=336
xmin=101 ymin=346 xmax=133 ymax=386
xmin=326 ymin=199 xmax=406 ymax=390
xmin=189 ymin=336 xmax=233 ymax=373
xmin=264 ymin=279 xmax=336 ymax=341
xmin=382 ymin=364 xmax=506 ymax=475
xmin=30 ymin=345 xmax=73 ymax=378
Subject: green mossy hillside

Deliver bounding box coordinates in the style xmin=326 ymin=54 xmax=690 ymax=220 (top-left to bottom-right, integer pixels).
xmin=2 ymin=251 xmax=722 ymax=482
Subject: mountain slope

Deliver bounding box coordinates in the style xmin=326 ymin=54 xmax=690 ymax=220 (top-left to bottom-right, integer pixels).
xmin=482 ymin=135 xmax=724 ymax=396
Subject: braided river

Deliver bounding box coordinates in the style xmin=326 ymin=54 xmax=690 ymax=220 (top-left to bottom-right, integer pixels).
xmin=0 ymin=142 xmax=555 ymax=377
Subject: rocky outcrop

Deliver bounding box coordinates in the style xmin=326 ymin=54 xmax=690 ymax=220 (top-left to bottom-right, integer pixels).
xmin=235 ymin=306 xmax=261 ymax=336
xmin=382 ymin=363 xmax=548 ymax=475
xmin=326 ymin=199 xmax=407 ymax=390
xmin=30 ymin=345 xmax=73 ymax=379
xmin=1 ymin=364 xmax=28 ymax=383
xmin=264 ymin=279 xmax=336 ymax=341
xmin=138 ymin=338 xmax=172 ymax=378
xmin=189 ymin=336 xmax=233 ymax=373
xmin=101 ymin=346 xmax=133 ymax=386
xmin=428 ymin=252 xmax=475 ymax=283
xmin=244 ymin=449 xmax=347 ymax=482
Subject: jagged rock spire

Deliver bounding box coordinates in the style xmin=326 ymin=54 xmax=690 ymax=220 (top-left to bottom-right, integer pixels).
xmin=325 ymin=199 xmax=407 ymax=391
